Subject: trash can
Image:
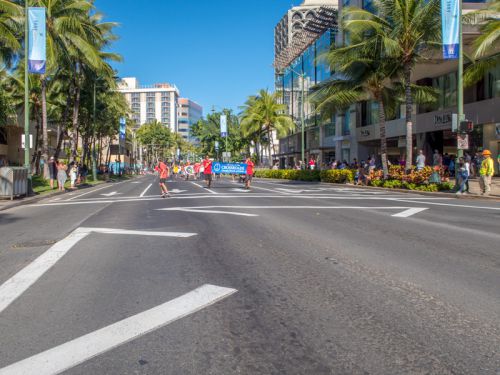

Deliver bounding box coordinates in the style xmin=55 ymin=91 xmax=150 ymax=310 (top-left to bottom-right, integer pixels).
xmin=0 ymin=167 xmax=29 ymax=200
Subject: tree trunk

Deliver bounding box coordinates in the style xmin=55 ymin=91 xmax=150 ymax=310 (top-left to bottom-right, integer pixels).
xmin=404 ymin=63 xmax=413 ymax=173
xmin=70 ymin=78 xmax=81 ymax=162
xmin=267 ymin=127 xmax=273 ymax=167
xmin=377 ymin=94 xmax=389 ymax=179
xmin=31 ymin=119 xmax=41 ymax=174
xmin=55 ymin=90 xmax=72 ymax=159
xmin=41 ymin=76 xmax=50 ymax=179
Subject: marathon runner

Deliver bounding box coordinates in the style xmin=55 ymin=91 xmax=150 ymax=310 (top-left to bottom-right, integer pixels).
xmin=158 ymin=160 xmax=171 ymax=198
xmin=202 ymin=155 xmax=213 ymax=188
xmin=245 ymin=157 xmax=254 ymax=190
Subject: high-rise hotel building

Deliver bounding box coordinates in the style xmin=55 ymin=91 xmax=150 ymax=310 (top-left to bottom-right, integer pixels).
xmin=118 ymin=77 xmax=180 ymax=132
xmin=178 ymin=98 xmax=203 ymax=141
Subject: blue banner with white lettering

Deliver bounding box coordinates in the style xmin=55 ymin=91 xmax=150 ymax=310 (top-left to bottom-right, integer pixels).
xmin=441 ymin=0 xmax=459 ymax=59
xmin=212 ymin=162 xmax=247 ymax=175
xmin=28 ymin=7 xmax=46 ymax=74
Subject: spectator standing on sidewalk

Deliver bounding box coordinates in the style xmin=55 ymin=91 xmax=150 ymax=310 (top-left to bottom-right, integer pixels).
xmin=416 ymin=150 xmax=426 ymax=171
xmin=456 ymin=157 xmax=470 ymax=195
xmin=48 ymin=157 xmax=57 ymax=189
xmin=69 ymin=163 xmax=78 ymax=189
xmin=57 ymin=161 xmax=68 ymax=192
xmin=308 ymin=157 xmax=316 ymax=170
xmin=479 ymin=149 xmax=494 ymax=195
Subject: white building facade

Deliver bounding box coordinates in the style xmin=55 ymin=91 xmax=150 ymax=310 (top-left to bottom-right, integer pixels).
xmin=118 ymin=77 xmax=180 ymax=132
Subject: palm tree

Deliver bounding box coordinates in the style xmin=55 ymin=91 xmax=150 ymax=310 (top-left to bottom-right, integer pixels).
xmin=240 ymin=90 xmax=294 ymax=167
xmin=0 ymin=0 xmax=22 ymax=68
xmin=464 ymin=0 xmax=500 ymax=86
xmin=342 ymin=0 xmax=440 ymax=171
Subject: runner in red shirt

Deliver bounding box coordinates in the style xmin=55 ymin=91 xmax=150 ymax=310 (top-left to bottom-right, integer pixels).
xmin=194 ymin=162 xmax=201 ymax=180
xmin=158 ymin=160 xmax=171 ymax=198
xmin=245 ymin=157 xmax=254 ymax=190
xmin=202 ymin=155 xmax=213 ymax=188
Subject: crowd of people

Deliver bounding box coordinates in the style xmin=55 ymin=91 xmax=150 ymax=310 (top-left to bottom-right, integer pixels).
xmin=152 ymin=156 xmax=256 ymax=197
xmin=47 ymin=157 xmax=89 ymax=192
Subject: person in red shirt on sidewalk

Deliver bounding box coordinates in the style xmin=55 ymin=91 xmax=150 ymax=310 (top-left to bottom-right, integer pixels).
xmin=245 ymin=157 xmax=255 ymax=190
xmin=202 ymin=155 xmax=213 ymax=188
xmin=158 ymin=160 xmax=171 ymax=198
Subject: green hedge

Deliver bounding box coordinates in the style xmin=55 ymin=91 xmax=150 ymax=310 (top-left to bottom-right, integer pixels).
xmin=370 ymin=179 xmax=453 ymax=192
xmin=253 ymin=169 xmax=354 ymax=183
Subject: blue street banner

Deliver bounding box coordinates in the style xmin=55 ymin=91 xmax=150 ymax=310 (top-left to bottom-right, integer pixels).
xmin=119 ymin=117 xmax=126 ymax=147
xmin=441 ymin=0 xmax=459 ymax=59
xmin=220 ymin=115 xmax=227 ymax=137
xmin=212 ymin=162 xmax=247 ymax=175
xmin=28 ymin=7 xmax=46 ymax=74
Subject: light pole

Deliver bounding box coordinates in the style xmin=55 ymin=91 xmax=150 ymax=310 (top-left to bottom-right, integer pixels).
xmin=92 ymin=83 xmax=97 ymax=181
xmin=24 ymin=0 xmax=30 ymax=171
xmin=456 ymin=0 xmax=464 ymax=162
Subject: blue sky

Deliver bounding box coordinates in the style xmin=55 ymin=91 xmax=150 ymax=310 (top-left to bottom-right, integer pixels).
xmin=94 ymin=0 xmax=302 ymax=115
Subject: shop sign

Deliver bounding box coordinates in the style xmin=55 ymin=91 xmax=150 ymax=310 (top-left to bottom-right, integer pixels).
xmin=360 ymin=129 xmax=371 ymax=137
xmin=457 ymin=134 xmax=469 ymax=150
xmin=342 ymin=140 xmax=350 ymax=148
xmin=434 ymin=112 xmax=452 ymax=126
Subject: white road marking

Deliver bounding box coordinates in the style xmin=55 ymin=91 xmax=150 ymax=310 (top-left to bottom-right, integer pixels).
xmin=0 ymin=284 xmax=237 ymax=375
xmin=391 ymin=207 xmax=429 ymax=217
xmin=190 ymin=181 xmax=218 ymax=194
xmin=251 ymin=185 xmax=292 ymax=195
xmin=0 ymin=230 xmax=90 ymax=315
xmin=0 ymin=228 xmax=197 ymax=315
xmin=65 ymin=184 xmax=116 ymax=201
xmin=391 ymin=199 xmax=500 ymax=211
xmin=170 ymin=189 xmax=187 ymax=194
xmin=161 ymin=208 xmax=258 ymax=217
xmin=32 ymin=195 xmax=455 ymax=207
xmin=159 ymin=205 xmax=427 ymax=218
xmin=139 ymin=183 xmax=152 ymax=197
xmin=230 ymin=188 xmax=251 ymax=192
xmin=100 ymin=191 xmax=121 ymax=197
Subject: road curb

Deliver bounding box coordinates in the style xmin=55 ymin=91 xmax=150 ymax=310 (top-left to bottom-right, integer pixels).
xmin=253 ymin=178 xmax=500 ymax=201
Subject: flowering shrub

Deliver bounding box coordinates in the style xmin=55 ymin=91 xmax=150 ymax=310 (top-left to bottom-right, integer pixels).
xmin=254 ymin=169 xmax=321 ymax=181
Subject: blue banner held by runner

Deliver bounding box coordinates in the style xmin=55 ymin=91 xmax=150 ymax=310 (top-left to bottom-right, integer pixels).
xmin=211 ymin=162 xmax=247 ymax=175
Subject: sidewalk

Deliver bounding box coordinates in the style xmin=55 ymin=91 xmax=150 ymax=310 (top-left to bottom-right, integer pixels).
xmin=0 ymin=176 xmax=136 ymax=212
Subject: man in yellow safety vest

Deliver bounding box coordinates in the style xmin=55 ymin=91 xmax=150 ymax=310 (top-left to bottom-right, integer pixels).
xmin=479 ymin=149 xmax=494 ymax=195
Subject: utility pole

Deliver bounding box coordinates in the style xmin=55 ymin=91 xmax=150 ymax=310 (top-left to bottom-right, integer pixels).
xmin=456 ymin=0 xmax=464 ymax=162
xmin=92 ymin=83 xmax=97 ymax=181
xmin=300 ymin=73 xmax=305 ymax=169
xmin=24 ymin=0 xmax=30 ymax=172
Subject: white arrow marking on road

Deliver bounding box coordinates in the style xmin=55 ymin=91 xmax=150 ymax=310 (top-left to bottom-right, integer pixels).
xmin=0 ymin=284 xmax=237 ymax=375
xmin=100 ymin=191 xmax=121 ymax=197
xmin=170 ymin=189 xmax=187 ymax=194
xmin=230 ymin=188 xmax=250 ymax=192
xmin=0 ymin=228 xmax=197 ymax=315
xmin=391 ymin=207 xmax=429 ymax=217
xmin=161 ymin=208 xmax=258 ymax=217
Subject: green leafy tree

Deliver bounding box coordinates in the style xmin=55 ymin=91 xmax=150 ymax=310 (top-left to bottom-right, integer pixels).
xmin=136 ymin=121 xmax=172 ymax=164
xmin=240 ymin=89 xmax=294 ymax=167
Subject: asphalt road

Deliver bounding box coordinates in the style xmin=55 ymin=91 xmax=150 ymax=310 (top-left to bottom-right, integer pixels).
xmin=0 ymin=175 xmax=499 ymax=374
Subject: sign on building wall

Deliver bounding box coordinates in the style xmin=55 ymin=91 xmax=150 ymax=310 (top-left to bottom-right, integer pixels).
xmin=441 ymin=0 xmax=459 ymax=59
xmin=28 ymin=7 xmax=46 ymax=74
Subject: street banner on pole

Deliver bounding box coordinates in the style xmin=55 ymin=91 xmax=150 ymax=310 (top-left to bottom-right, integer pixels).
xmin=212 ymin=162 xmax=247 ymax=175
xmin=220 ymin=115 xmax=227 ymax=137
xmin=28 ymin=7 xmax=46 ymax=74
xmin=441 ymin=0 xmax=459 ymax=59
xmin=119 ymin=117 xmax=126 ymax=147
